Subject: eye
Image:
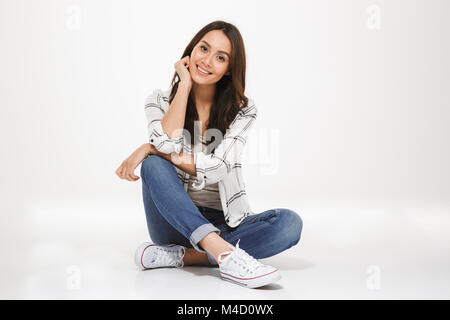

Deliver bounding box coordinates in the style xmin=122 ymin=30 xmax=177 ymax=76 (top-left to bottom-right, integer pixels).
xmin=200 ymin=45 xmax=226 ymax=62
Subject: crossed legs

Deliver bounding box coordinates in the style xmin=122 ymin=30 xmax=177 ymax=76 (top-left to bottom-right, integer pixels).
xmin=140 ymin=154 xmax=303 ymax=266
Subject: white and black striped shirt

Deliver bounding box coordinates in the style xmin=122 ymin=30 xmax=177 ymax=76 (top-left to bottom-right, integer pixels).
xmin=144 ymin=88 xmax=258 ymax=227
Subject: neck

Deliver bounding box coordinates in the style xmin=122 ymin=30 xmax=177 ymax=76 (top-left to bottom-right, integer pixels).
xmin=192 ymin=83 xmax=215 ymax=113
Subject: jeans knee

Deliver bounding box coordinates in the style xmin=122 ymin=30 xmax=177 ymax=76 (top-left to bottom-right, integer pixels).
xmin=280 ymin=209 xmax=303 ymax=247
xmin=148 ymin=229 xmax=164 ymax=245
xmin=141 ymin=155 xmax=169 ymax=180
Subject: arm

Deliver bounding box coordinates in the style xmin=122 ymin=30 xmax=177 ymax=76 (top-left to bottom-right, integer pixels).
xmin=161 ymin=82 xmax=191 ymax=138
xmin=144 ymin=143 xmax=197 ymax=176
xmin=144 ymin=83 xmax=190 ymax=154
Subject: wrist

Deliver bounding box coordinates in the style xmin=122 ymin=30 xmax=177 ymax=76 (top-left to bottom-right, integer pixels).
xmin=142 ymin=143 xmax=153 ymax=155
xmin=179 ymin=81 xmax=192 ymax=91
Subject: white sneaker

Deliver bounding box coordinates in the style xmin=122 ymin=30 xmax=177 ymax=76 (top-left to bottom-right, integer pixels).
xmin=218 ymin=240 xmax=281 ymax=288
xmin=135 ymin=242 xmax=186 ymax=270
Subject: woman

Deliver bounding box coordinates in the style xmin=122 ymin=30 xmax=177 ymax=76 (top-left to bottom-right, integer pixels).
xmin=116 ymin=21 xmax=303 ymax=289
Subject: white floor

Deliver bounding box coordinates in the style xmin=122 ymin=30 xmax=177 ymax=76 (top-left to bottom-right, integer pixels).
xmin=1 ymin=197 xmax=450 ymax=299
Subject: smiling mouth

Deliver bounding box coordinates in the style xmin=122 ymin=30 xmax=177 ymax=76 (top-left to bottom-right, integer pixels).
xmin=196 ymin=64 xmax=212 ymax=75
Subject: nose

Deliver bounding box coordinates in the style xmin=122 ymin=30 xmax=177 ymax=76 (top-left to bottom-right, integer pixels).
xmin=202 ymin=54 xmax=213 ymax=68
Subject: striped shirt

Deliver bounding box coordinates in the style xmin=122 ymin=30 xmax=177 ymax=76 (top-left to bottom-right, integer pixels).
xmin=144 ymin=88 xmax=258 ymax=227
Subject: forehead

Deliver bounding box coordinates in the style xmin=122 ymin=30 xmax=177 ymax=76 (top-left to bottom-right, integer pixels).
xmin=199 ymin=30 xmax=232 ymax=55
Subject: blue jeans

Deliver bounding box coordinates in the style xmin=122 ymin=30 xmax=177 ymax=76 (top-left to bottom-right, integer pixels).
xmin=140 ymin=154 xmax=303 ymax=266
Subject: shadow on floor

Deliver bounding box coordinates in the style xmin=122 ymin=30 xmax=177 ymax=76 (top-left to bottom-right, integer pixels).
xmin=260 ymin=256 xmax=314 ymax=271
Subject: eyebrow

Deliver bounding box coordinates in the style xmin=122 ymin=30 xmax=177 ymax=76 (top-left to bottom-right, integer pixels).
xmin=200 ymin=40 xmax=231 ymax=58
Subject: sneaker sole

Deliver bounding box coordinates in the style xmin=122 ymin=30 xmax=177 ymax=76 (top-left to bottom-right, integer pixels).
xmin=220 ymin=269 xmax=281 ymax=289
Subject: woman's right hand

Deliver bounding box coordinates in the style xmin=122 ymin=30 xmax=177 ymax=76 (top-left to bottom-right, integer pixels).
xmin=174 ymin=56 xmax=193 ymax=88
xmin=115 ymin=144 xmax=150 ymax=181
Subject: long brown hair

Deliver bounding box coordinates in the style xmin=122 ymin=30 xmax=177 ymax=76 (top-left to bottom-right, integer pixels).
xmin=168 ymin=20 xmax=249 ymax=152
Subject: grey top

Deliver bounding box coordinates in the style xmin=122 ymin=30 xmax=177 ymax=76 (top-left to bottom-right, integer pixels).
xmin=187 ymin=134 xmax=222 ymax=211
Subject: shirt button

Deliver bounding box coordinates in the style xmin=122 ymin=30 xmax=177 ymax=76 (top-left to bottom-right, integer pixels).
xmin=150 ymin=139 xmax=154 ymax=142
xmin=203 ymin=175 xmax=207 ymax=179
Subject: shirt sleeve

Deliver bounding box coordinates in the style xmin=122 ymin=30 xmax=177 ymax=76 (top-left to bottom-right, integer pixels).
xmin=144 ymin=89 xmax=183 ymax=154
xmin=191 ymin=100 xmax=258 ymax=190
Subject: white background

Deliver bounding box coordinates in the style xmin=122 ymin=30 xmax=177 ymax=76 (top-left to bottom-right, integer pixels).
xmin=1 ymin=0 xmax=449 ymax=299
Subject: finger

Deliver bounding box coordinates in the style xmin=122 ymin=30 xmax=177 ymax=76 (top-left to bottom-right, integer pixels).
xmin=130 ymin=168 xmax=139 ymax=180
xmin=116 ymin=166 xmax=122 ymax=178
xmin=123 ymin=168 xmax=129 ymax=181
xmin=120 ymin=166 xmax=126 ymax=179
xmin=126 ymin=168 xmax=134 ymax=181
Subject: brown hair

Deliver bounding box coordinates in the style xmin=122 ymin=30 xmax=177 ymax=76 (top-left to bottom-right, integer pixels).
xmin=168 ymin=20 xmax=249 ymax=151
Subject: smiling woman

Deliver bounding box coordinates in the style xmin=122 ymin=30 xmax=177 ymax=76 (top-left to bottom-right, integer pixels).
xmin=170 ymin=23 xmax=247 ymax=149
xmin=116 ymin=20 xmax=303 ymax=289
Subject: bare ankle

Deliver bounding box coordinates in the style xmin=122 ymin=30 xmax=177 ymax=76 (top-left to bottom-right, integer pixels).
xmin=198 ymin=232 xmax=235 ymax=264
xmin=182 ymin=248 xmax=210 ymax=266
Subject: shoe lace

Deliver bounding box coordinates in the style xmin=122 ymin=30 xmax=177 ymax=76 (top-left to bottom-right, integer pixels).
xmin=154 ymin=246 xmax=185 ymax=268
xmin=219 ymin=240 xmax=264 ymax=275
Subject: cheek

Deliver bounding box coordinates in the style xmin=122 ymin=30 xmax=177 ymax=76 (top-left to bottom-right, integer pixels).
xmin=218 ymin=64 xmax=229 ymax=76
xmin=192 ymin=49 xmax=203 ymax=60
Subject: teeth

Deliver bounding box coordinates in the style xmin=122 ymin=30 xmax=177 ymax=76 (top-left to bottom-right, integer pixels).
xmin=197 ymin=65 xmax=211 ymax=74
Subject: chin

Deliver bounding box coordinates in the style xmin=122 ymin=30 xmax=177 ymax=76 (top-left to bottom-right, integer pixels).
xmin=193 ymin=75 xmax=215 ymax=85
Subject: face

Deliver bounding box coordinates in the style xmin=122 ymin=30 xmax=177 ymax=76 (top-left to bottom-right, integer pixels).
xmin=189 ymin=30 xmax=232 ymax=85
